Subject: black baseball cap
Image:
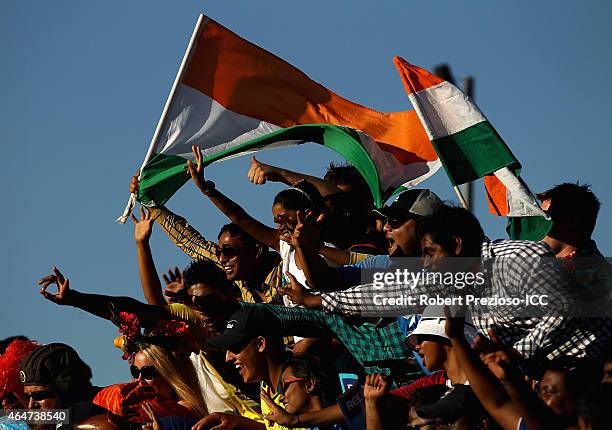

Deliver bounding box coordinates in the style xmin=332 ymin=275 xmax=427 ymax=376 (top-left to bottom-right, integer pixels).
xmin=372 ymin=189 xmax=442 ymax=222
xmin=207 ymin=307 xmax=280 ymax=353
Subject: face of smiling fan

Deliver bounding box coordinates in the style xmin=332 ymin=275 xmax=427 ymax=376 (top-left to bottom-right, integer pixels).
xmin=217 ymin=232 xmax=259 ymax=282
xmin=225 ymin=337 xmax=266 ymax=384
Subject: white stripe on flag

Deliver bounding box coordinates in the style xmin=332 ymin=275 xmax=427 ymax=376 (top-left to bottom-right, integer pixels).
xmin=156 ymin=84 xmax=282 ymax=158
xmin=357 ymin=133 xmax=441 ymax=193
xmin=408 ymin=81 xmax=486 ymax=141
xmin=493 ymin=167 xmax=547 ymax=217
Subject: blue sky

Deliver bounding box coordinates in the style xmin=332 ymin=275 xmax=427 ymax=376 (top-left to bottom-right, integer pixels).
xmin=2 ymin=1 xmax=611 ymax=385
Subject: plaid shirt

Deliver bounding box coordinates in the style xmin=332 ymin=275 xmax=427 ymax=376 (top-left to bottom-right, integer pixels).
xmin=150 ymin=207 xmax=284 ymax=304
xmin=321 ymin=239 xmax=612 ymax=361
xmin=241 ymin=303 xmax=411 ymax=376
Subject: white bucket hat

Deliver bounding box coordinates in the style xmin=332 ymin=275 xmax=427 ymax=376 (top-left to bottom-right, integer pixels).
xmin=405 ymin=305 xmax=480 ymax=349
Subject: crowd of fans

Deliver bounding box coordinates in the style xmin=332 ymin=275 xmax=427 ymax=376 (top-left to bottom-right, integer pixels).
xmin=1 ymin=147 xmax=612 ymax=430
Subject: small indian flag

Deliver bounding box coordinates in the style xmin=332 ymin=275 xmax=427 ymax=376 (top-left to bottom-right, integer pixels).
xmin=393 ymin=57 xmax=548 ymax=238
xmin=118 ymin=15 xmax=440 ymax=222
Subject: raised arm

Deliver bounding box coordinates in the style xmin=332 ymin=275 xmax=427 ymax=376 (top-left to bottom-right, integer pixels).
xmin=291 ymin=210 xmax=344 ymax=291
xmin=364 ymin=374 xmax=389 ymax=430
xmin=247 ymin=156 xmax=343 ymax=197
xmin=319 ymin=246 xmax=352 ymax=265
xmin=240 ymin=302 xmax=332 ymax=338
xmin=187 ymin=146 xmax=280 ymax=250
xmin=131 ymin=207 xmax=166 ymax=306
xmin=37 ymin=267 xmax=169 ymax=324
xmin=444 ymin=308 xmax=561 ymax=430
xmin=130 ymin=172 xmax=220 ymax=262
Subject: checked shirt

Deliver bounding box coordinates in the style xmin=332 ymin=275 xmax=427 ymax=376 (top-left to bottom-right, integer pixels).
xmin=240 ymin=303 xmax=410 ymax=374
xmin=321 ymin=240 xmax=612 ymax=361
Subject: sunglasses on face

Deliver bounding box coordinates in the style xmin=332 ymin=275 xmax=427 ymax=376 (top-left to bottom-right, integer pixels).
xmin=215 ymin=245 xmax=246 ymax=259
xmin=385 ymin=216 xmax=408 ymax=229
xmin=227 ymin=338 xmax=256 ymax=355
xmin=281 ymin=377 xmax=306 ymax=393
xmin=24 ymin=389 xmax=56 ymax=402
xmin=130 ymin=365 xmax=159 ymax=380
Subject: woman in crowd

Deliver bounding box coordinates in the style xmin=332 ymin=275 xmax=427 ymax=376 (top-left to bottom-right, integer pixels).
xmin=279 ymin=355 xmax=327 ymax=417
xmin=131 ymin=343 xmax=208 ymax=417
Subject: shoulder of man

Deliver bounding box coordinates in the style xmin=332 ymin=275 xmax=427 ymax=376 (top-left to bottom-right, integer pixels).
xmin=482 ymin=239 xmax=554 ymax=258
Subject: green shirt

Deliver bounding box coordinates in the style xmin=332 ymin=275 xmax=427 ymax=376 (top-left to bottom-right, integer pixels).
xmin=241 ymin=304 xmax=411 ymax=376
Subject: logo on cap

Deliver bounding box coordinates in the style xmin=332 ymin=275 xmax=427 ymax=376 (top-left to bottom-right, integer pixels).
xmin=226 ymin=319 xmax=238 ymax=329
xmin=19 ymin=370 xmax=26 ymax=383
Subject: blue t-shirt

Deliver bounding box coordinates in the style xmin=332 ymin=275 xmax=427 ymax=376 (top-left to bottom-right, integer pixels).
xmin=338 ymin=255 xmax=398 ymax=288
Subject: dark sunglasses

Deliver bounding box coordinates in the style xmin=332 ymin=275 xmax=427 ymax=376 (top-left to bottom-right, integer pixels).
xmin=375 ymin=212 xmax=417 ymax=229
xmin=24 ymin=389 xmax=56 ymax=401
xmin=227 ymin=338 xmax=256 ymax=355
xmin=383 ymin=216 xmax=407 ymax=229
xmin=215 ymin=245 xmax=246 ymax=259
xmin=130 ymin=365 xmax=159 ymax=380
xmin=281 ymin=377 xmax=306 ymax=393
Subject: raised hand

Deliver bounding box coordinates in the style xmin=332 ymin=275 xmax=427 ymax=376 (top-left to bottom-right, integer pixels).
xmin=129 ymin=169 xmax=140 ymax=194
xmin=131 ymin=206 xmax=154 ymax=243
xmin=37 ymin=267 xmax=73 ymax=305
xmin=291 ymin=210 xmax=324 ymax=250
xmin=162 ymin=267 xmax=187 ymax=303
xmin=363 ymin=374 xmax=389 ymax=402
xmin=279 ymin=272 xmax=320 ymax=308
xmin=443 ymin=305 xmax=467 ymax=341
xmin=187 ymin=145 xmax=212 ymax=194
xmin=482 ymin=350 xmax=514 ymax=382
xmin=247 ymin=156 xmax=283 ymax=185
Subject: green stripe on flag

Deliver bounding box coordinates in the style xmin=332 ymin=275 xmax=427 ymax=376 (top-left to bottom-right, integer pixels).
xmin=506 ymin=216 xmax=552 ymax=241
xmin=139 ymin=153 xmax=190 ymax=206
xmin=432 ymin=121 xmax=519 ymax=186
xmin=138 ymin=124 xmax=385 ymax=208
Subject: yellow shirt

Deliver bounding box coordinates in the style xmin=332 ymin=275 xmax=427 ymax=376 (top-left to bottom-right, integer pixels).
xmin=260 ymin=382 xmax=309 ymax=430
xmin=167 ymin=304 xmax=263 ymax=422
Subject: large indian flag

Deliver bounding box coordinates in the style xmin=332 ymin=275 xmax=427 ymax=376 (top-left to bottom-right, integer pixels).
xmin=118 ymin=15 xmax=439 ymax=222
xmin=393 ymin=57 xmax=549 ymax=238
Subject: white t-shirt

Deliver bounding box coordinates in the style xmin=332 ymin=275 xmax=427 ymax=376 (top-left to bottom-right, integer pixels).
xmin=189 ymin=353 xmax=236 ymax=414
xmin=278 ymin=241 xmax=337 ymax=342
xmin=278 ymin=241 xmax=338 ymax=307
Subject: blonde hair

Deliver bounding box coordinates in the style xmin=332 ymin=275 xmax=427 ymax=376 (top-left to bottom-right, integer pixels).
xmin=139 ymin=344 xmax=208 ymax=417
